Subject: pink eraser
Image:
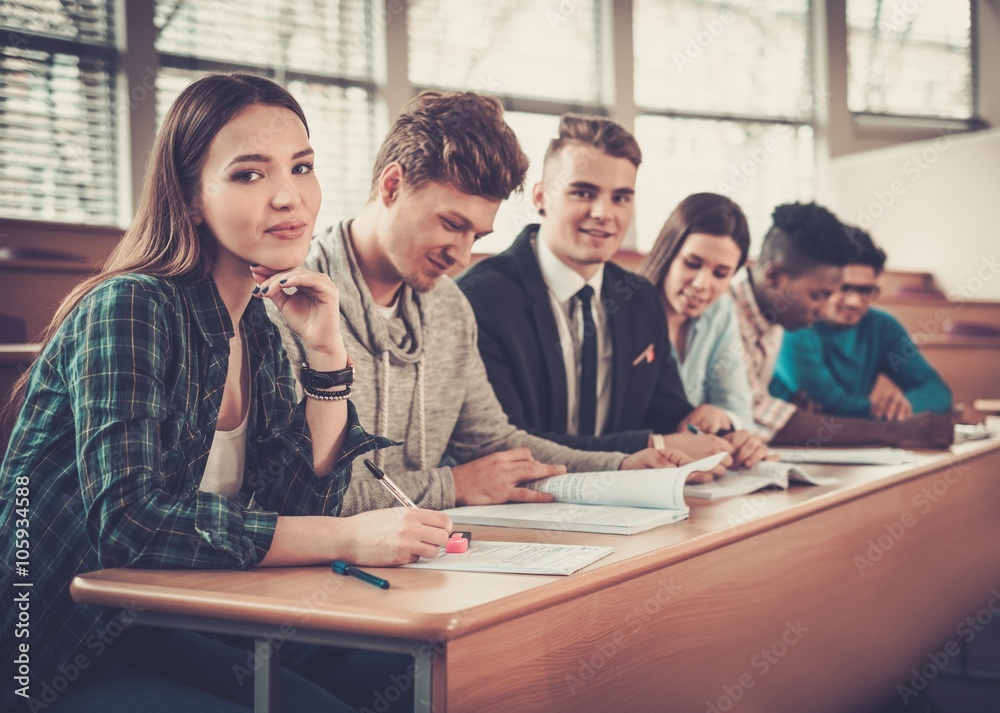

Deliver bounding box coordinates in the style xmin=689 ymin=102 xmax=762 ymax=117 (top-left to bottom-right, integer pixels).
xmin=446 ymin=533 xmax=469 ymax=553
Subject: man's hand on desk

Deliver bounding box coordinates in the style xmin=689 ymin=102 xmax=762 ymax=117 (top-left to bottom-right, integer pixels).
xmin=452 ymin=448 xmax=560 ymax=506
xmin=622 ymin=447 xmax=728 ymax=482
xmin=869 ymin=380 xmax=913 ymax=421
xmin=722 ymin=430 xmax=772 ymax=469
xmin=340 ymin=508 xmax=453 ymax=565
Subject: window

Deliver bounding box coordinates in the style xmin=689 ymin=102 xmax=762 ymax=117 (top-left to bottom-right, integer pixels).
xmin=847 ymin=0 xmax=974 ymax=119
xmin=407 ymin=0 xmax=608 ymax=251
xmin=154 ymin=0 xmax=377 ymax=229
xmin=0 ymin=0 xmax=118 ymax=224
xmin=2 ymin=1 xmax=987 ymax=238
xmin=633 ymin=0 xmax=812 ymax=119
xmin=408 ymin=0 xmax=607 ymax=104
xmin=632 ymin=0 xmax=814 ymax=252
xmin=479 ymin=111 xmax=561 ymax=254
xmin=634 ymin=116 xmax=814 ymax=249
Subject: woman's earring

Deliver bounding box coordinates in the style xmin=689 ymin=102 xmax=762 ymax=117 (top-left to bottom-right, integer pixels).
xmin=538 ymin=208 xmax=546 ymax=216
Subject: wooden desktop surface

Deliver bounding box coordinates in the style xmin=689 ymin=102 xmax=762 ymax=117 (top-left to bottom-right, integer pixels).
xmin=72 ymin=437 xmax=1000 ymax=712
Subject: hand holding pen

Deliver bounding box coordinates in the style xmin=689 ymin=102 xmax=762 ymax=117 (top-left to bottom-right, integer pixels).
xmin=365 ymin=459 xmax=417 ymax=507
xmin=329 ymin=460 xmax=451 ymax=585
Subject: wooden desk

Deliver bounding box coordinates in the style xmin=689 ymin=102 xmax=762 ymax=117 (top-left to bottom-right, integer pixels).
xmin=72 ymin=438 xmax=1000 ymax=713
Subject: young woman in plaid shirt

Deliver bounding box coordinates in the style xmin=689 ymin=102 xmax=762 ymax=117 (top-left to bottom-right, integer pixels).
xmin=1 ymin=74 xmax=451 ymax=712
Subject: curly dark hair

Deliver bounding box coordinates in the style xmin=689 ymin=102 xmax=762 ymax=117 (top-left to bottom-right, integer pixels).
xmin=844 ymin=225 xmax=888 ymax=274
xmin=759 ymin=202 xmax=854 ymax=276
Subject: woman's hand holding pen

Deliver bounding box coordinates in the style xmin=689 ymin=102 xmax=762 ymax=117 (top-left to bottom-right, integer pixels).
xmin=260 ymin=511 xmax=450 ymax=567
xmin=337 ymin=508 xmax=453 ymax=566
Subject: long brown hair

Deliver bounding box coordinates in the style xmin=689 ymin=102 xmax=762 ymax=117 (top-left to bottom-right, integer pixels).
xmin=639 ymin=192 xmax=750 ymax=289
xmin=8 ymin=73 xmax=308 ymax=414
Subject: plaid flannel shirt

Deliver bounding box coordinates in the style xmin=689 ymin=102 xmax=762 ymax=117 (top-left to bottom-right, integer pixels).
xmin=1 ymin=274 xmax=390 ymax=707
xmin=729 ymin=271 xmax=797 ymax=440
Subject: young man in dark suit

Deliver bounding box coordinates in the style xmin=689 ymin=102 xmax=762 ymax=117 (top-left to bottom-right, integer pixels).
xmin=458 ymin=114 xmax=766 ymax=467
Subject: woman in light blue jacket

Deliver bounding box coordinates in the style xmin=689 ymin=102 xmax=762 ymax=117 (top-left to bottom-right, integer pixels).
xmin=639 ymin=193 xmax=755 ymax=435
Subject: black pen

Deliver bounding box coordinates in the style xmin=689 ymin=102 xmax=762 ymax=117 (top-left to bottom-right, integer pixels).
xmin=331 ymin=560 xmax=390 ymax=590
xmin=364 ymin=459 xmax=417 ymax=508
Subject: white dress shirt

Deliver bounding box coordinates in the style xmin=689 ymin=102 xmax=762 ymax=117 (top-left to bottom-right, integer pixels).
xmin=535 ymin=236 xmax=613 ymax=436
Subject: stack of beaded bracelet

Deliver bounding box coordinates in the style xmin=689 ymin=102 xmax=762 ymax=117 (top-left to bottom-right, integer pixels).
xmin=303 ymin=385 xmax=351 ymax=401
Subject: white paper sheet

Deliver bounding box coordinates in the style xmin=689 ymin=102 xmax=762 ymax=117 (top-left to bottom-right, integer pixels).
xmin=403 ymin=541 xmax=614 ymax=575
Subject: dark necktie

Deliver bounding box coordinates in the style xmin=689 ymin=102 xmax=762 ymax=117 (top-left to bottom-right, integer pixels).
xmin=577 ymin=285 xmax=597 ymax=436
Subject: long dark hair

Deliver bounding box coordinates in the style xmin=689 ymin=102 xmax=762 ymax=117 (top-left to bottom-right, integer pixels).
xmin=639 ymin=192 xmax=750 ymax=288
xmin=8 ymin=73 xmax=308 ymax=414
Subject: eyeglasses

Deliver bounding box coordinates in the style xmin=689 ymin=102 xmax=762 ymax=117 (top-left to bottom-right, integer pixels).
xmin=839 ymin=283 xmax=880 ymax=298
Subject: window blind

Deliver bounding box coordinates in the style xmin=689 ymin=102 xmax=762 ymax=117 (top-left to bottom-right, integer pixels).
xmin=633 ymin=0 xmax=812 ymax=119
xmin=155 ymin=0 xmax=372 ymax=79
xmin=0 ymin=0 xmax=118 ymax=224
xmin=408 ymin=0 xmax=606 ymax=104
xmin=154 ymin=0 xmax=377 ymax=229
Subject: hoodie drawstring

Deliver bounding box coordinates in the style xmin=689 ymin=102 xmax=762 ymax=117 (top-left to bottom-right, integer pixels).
xmin=374 ymin=350 xmax=428 ymax=471
xmin=376 ymin=350 xmax=390 ymax=469
xmin=416 ymin=360 xmax=427 ymax=470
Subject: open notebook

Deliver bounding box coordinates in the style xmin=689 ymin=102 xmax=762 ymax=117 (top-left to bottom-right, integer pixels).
xmin=684 ymin=461 xmax=837 ymax=500
xmin=444 ymin=452 xmax=728 ymax=535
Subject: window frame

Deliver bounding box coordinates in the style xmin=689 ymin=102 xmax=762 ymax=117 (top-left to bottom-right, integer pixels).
xmin=0 ymin=0 xmax=986 ymax=232
xmin=845 ymin=0 xmax=980 ymax=127
xmin=0 ymin=11 xmax=122 ymax=226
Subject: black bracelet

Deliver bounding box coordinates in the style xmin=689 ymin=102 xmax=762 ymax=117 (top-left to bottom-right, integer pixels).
xmin=301 ymin=358 xmax=355 ymax=391
xmin=303 ymin=385 xmax=351 ymax=401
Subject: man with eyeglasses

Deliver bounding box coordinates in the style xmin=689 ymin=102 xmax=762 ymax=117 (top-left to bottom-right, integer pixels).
xmin=771 ymin=226 xmax=952 ymax=421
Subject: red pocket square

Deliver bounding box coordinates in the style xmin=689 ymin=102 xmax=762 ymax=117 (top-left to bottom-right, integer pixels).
xmin=632 ymin=343 xmax=655 ymax=366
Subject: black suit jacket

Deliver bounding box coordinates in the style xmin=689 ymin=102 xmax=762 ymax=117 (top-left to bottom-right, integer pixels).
xmin=457 ymin=225 xmax=693 ymax=453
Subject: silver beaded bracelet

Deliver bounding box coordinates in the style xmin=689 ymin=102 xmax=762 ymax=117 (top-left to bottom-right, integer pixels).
xmin=304 ymin=385 xmax=351 ymax=401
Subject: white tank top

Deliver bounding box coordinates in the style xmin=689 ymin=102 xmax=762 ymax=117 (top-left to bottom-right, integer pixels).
xmin=199 ymin=402 xmax=250 ymax=499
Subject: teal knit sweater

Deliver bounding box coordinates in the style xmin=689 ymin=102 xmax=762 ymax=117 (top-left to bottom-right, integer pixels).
xmin=771 ymin=307 xmax=952 ymax=416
